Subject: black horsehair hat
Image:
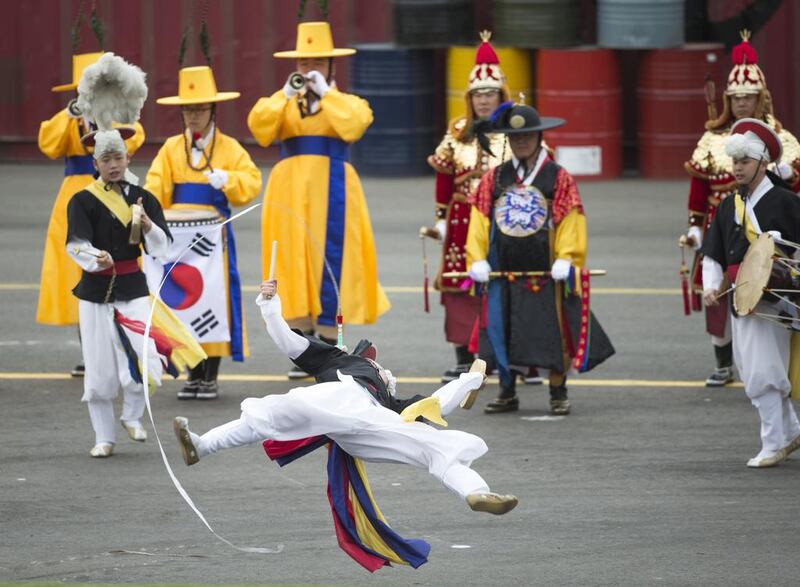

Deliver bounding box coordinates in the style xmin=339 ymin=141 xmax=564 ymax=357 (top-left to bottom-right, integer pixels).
xmin=474 ymin=102 xmax=566 ymax=156
xmin=490 ymin=102 xmax=565 ymax=134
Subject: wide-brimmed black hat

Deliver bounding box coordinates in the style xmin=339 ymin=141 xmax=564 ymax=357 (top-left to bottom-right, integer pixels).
xmin=489 ymin=102 xmax=565 ymax=134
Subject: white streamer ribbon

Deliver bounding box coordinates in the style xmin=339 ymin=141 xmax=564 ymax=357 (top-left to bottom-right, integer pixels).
xmin=140 ymin=203 xmax=283 ymax=554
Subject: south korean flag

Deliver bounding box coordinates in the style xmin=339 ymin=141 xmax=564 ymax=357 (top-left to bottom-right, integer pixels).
xmin=144 ymin=222 xmax=230 ymax=344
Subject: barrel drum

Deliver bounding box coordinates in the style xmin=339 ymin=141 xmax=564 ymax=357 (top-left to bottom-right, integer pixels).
xmin=446 ymin=46 xmax=531 ymax=122
xmin=598 ymin=0 xmax=684 ymax=49
xmin=393 ymin=0 xmax=475 ymax=47
xmin=493 ymin=0 xmax=580 ymax=48
xmin=637 ymin=43 xmax=726 ymax=178
xmin=350 ymin=44 xmax=436 ymax=176
xmin=537 ymin=47 xmax=622 ymax=179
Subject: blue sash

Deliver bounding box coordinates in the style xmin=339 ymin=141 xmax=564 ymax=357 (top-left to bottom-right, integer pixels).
xmin=173 ymin=182 xmax=245 ymax=362
xmin=64 ymin=155 xmax=94 ymax=176
xmin=485 ymin=215 xmax=513 ymax=389
xmin=280 ymin=136 xmax=350 ymax=326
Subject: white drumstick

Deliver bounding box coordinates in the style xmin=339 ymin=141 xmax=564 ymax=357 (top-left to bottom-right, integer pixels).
xmin=268 ymin=240 xmax=278 ymax=281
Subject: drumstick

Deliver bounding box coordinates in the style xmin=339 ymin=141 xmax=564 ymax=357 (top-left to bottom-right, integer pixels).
xmin=268 ymin=240 xmax=278 ymax=281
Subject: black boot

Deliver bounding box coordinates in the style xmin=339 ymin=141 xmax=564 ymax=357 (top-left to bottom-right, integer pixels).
xmin=179 ymin=361 xmax=205 ymax=400
xmin=442 ymin=345 xmax=474 ymax=383
xmin=706 ymin=342 xmax=734 ymax=387
xmin=549 ymin=382 xmax=570 ymax=415
xmin=197 ymin=357 xmax=221 ymax=400
xmin=485 ymin=378 xmax=518 ymax=413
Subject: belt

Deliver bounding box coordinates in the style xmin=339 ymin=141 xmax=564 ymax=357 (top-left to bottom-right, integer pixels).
xmin=96 ymin=259 xmax=140 ymax=276
xmin=64 ymin=155 xmax=94 ymax=176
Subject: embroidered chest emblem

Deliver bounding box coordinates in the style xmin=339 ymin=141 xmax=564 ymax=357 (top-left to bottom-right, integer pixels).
xmin=495 ymin=185 xmax=548 ymax=237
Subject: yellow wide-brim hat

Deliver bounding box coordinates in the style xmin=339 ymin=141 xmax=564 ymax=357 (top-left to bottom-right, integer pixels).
xmin=274 ymin=21 xmax=356 ymax=59
xmin=52 ymin=52 xmax=104 ymax=92
xmin=156 ymin=66 xmax=240 ymax=106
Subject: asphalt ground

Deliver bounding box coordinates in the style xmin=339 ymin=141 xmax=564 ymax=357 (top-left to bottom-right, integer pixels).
xmin=1 ymin=162 xmax=799 ymax=586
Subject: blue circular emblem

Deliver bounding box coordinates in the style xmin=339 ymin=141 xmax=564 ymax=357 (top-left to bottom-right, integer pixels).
xmin=494 ymin=185 xmax=548 ymax=237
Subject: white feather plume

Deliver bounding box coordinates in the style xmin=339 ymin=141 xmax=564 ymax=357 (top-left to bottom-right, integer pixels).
xmin=725 ymin=130 xmax=769 ymax=161
xmin=76 ymin=52 xmax=148 ymax=131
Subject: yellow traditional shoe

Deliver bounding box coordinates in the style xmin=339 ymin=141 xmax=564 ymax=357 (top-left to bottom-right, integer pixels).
xmin=785 ymin=434 xmax=800 ymax=457
xmin=120 ymin=420 xmax=147 ymax=442
xmin=460 ymin=359 xmax=487 ymax=410
xmin=466 ymin=492 xmax=518 ymax=515
xmin=89 ymin=443 xmax=114 ymax=458
xmin=173 ymin=417 xmax=199 ymax=466
xmin=746 ymin=449 xmax=787 ymax=468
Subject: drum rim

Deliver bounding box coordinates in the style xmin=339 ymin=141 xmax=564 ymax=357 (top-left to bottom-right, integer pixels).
xmin=734 ymin=232 xmax=774 ymax=316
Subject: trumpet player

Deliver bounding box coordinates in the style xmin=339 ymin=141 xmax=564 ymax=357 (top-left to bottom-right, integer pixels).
xmin=702 ymin=118 xmax=800 ymax=468
xmin=248 ymin=21 xmax=389 ymax=379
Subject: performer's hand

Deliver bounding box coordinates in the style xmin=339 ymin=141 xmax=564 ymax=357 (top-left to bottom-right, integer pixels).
xmin=687 ymin=226 xmax=703 ymax=251
xmin=96 ymin=250 xmax=114 ymax=270
xmin=776 ymin=162 xmax=794 ymax=181
xmin=550 ymin=258 xmax=572 ymax=281
xmin=435 ymin=219 xmax=447 ymax=241
xmin=136 ymin=198 xmax=153 ymax=233
xmin=305 ymin=70 xmax=330 ymax=98
xmin=203 ymin=169 xmax=228 ymax=190
xmin=767 ymin=230 xmax=784 ymax=243
xmin=468 ymin=260 xmax=491 ymax=283
xmin=703 ymin=288 xmax=719 ymax=307
xmin=260 ymin=279 xmax=278 ymax=300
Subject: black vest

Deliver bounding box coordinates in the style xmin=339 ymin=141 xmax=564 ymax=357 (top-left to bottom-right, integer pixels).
xmin=490 ymin=159 xmax=560 ymax=272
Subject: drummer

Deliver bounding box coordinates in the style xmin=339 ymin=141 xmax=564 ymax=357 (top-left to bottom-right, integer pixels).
xmin=145 ymin=66 xmax=262 ymax=400
xmin=702 ymin=118 xmax=800 ymax=468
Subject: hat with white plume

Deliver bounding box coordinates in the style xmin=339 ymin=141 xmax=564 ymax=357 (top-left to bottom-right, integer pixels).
xmin=725 ymin=117 xmax=781 ymax=163
xmin=76 ymin=52 xmax=147 ymax=155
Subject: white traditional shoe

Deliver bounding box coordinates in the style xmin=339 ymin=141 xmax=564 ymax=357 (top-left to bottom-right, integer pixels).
xmin=173 ymin=417 xmax=199 ymax=466
xmin=465 ymin=492 xmax=518 ymax=515
xmin=784 ymin=434 xmax=800 ymax=457
xmin=746 ymin=449 xmax=787 ymax=468
xmin=89 ymin=443 xmax=114 ymax=458
xmin=120 ymin=420 xmax=147 ymax=442
xmin=460 ymin=359 xmax=487 ymax=410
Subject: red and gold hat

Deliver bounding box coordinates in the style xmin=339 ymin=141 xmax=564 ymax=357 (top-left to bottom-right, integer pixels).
xmin=726 ymin=30 xmax=767 ymax=96
xmin=468 ymin=31 xmax=505 ymax=94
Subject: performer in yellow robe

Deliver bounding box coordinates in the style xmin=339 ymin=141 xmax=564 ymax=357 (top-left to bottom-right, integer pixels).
xmin=37 ymin=51 xmax=145 ymax=374
xmin=145 ymin=65 xmax=262 ymax=400
xmin=247 ymin=22 xmax=389 ymax=377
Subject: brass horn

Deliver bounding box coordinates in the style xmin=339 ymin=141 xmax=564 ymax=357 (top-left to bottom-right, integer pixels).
xmin=289 ymin=72 xmax=307 ymax=91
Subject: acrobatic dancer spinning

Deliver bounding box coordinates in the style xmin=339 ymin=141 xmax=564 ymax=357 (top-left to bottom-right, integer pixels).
xmin=173 ymin=279 xmax=517 ymax=569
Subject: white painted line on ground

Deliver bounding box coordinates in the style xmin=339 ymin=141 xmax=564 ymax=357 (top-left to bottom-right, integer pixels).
xmin=0 ymin=283 xmax=681 ymax=295
xmin=0 ymin=371 xmax=745 ymax=388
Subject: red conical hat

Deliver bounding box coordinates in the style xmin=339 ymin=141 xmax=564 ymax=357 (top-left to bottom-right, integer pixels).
xmin=469 ymin=31 xmax=505 ymax=93
xmin=726 ymin=30 xmax=767 ymax=96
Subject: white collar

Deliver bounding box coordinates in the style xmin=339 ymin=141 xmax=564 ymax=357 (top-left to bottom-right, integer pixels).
xmin=511 ymin=148 xmax=547 ymax=185
xmin=187 ymin=123 xmax=215 ymax=150
xmin=746 ymin=174 xmax=773 ymax=209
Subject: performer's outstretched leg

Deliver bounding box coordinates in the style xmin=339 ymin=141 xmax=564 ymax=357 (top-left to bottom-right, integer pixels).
xmin=174 ymin=417 xmax=263 ymax=465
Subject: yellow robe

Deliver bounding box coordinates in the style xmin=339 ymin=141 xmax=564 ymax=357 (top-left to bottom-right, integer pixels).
xmin=36 ymin=109 xmax=144 ymax=325
xmin=144 ymin=129 xmax=262 ymax=359
xmin=247 ymin=88 xmax=390 ymax=326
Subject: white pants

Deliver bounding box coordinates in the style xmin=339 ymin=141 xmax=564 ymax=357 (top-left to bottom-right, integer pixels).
xmin=731 ymin=304 xmax=800 ymax=456
xmin=79 ymin=297 xmax=163 ymax=444
xmin=195 ymin=374 xmax=491 ymax=499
